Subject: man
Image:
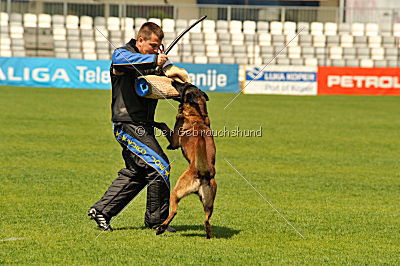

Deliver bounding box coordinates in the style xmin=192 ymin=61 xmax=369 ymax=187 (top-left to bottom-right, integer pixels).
xmin=88 ymin=22 xmax=188 ymax=231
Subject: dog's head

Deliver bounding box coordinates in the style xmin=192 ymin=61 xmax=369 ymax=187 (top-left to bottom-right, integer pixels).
xmin=182 ymin=84 xmax=209 ymax=105
xmin=172 ymin=82 xmax=209 ymax=104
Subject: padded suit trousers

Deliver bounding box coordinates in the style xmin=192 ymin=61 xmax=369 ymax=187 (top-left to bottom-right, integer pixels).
xmin=91 ymin=122 xmax=170 ymax=228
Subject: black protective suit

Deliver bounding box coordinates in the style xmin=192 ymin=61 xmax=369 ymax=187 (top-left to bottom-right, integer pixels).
xmin=91 ymin=39 xmax=170 ymax=228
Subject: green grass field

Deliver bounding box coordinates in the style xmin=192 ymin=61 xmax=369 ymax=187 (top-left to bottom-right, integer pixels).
xmin=0 ymin=86 xmax=399 ymax=264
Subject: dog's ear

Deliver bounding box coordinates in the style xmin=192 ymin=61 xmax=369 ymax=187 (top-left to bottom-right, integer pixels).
xmin=201 ymin=91 xmax=209 ymax=101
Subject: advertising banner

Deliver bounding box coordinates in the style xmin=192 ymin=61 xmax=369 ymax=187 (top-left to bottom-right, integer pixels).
xmin=318 ymin=67 xmax=400 ymax=96
xmin=0 ymin=57 xmax=239 ymax=92
xmin=244 ymin=65 xmax=318 ymax=95
xmin=0 ymin=57 xmax=111 ymax=89
xmin=178 ymin=63 xmax=239 ymax=93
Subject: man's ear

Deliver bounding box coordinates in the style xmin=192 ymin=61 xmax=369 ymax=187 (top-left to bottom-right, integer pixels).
xmin=136 ymin=36 xmax=144 ymax=49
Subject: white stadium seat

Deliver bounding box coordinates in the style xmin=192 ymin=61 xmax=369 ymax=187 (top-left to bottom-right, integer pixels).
xmin=0 ymin=36 xmax=11 ymax=47
xmin=148 ymin=18 xmax=161 ymax=26
xmin=188 ymin=19 xmax=201 ymax=33
xmin=288 ymin=46 xmax=301 ymax=59
xmin=368 ymin=36 xmax=382 ymax=48
xmin=313 ymin=35 xmax=326 ymax=47
xmin=231 ymin=33 xmax=244 ymax=45
xmin=82 ymin=40 xmax=95 ymax=51
xmin=297 ymin=22 xmax=310 ymax=35
xmin=270 ymin=21 xmax=283 ymax=35
xmin=162 ymin=18 xmax=175 ymax=33
xmin=53 ymin=27 xmax=67 ymax=40
xmin=256 ymin=21 xmax=269 ymax=33
xmin=340 ymin=34 xmax=354 ymax=47
xmin=135 ymin=18 xmax=147 ymax=29
xmin=284 ymin=21 xmax=296 ymax=35
xmin=286 ymin=35 xmax=299 ymax=47
xmin=10 ymin=13 xmax=22 ymax=26
xmin=107 ymin=17 xmax=120 ymax=31
xmin=52 ymin=15 xmax=65 ymax=28
xmin=124 ymin=29 xmax=135 ymax=42
xmin=393 ymin=23 xmax=400 ymax=37
xmin=0 ymin=12 xmax=9 ymax=26
xmin=66 ymin=15 xmax=79 ymax=29
xmin=84 ymin=52 xmax=97 ymax=60
xmin=121 ymin=17 xmax=134 ymax=31
xmin=365 ymin=23 xmax=379 ymax=36
xmin=330 ymin=46 xmax=343 ymax=59
xmin=206 ymin=44 xmax=219 ymax=57
xmin=10 ymin=25 xmax=23 ymax=38
xmin=243 ymin=20 xmax=256 ymax=34
xmin=202 ymin=20 xmax=215 ymax=33
xmin=258 ymin=33 xmax=271 ymax=46
xmin=80 ymin=16 xmax=93 ymax=30
xmin=352 ymin=23 xmax=365 ymax=36
xmin=175 ymin=19 xmax=187 ymax=32
xmin=311 ymin=22 xmax=323 ymax=35
xmin=204 ymin=32 xmax=217 ymax=45
xmin=247 ymin=45 xmax=259 ymax=57
xmin=24 ymin=13 xmax=37 ymax=27
xmin=371 ymin=47 xmax=384 ymax=60
xmin=325 ymin=22 xmax=337 ymax=36
xmin=305 ymin=57 xmax=318 ymax=66
xmin=0 ymin=49 xmax=12 ymax=57
xmin=194 ymin=55 xmax=208 ymax=64
xmin=216 ymin=20 xmax=228 ymax=33
xmin=360 ymin=58 xmax=374 ymax=67
xmin=38 ymin=14 xmax=51 ymax=28
xmin=229 ymin=20 xmax=242 ymax=33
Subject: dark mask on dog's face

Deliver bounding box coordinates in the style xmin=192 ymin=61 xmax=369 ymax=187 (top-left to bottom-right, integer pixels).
xmin=182 ymin=85 xmax=209 ymax=105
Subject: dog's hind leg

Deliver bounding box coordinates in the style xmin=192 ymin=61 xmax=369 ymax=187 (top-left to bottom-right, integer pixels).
xmin=156 ymin=169 xmax=200 ymax=235
xmin=199 ymin=178 xmax=217 ymax=239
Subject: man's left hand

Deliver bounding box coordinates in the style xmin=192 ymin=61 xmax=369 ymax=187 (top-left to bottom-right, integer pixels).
xmin=163 ymin=65 xmax=191 ymax=83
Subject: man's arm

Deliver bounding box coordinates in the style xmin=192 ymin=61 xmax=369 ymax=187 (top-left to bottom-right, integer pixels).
xmin=112 ymin=48 xmax=158 ymax=73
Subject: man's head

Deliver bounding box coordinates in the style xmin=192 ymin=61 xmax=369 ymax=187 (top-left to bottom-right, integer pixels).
xmin=136 ymin=22 xmax=164 ymax=54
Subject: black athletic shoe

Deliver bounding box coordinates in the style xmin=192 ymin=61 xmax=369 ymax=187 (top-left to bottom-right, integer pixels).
xmin=88 ymin=208 xmax=113 ymax=231
xmin=165 ymin=226 xmax=176 ymax=233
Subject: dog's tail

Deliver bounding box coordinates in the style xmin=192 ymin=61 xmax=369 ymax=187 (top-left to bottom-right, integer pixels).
xmin=195 ymin=136 xmax=209 ymax=177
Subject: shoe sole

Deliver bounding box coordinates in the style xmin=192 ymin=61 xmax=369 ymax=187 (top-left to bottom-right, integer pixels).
xmin=88 ymin=208 xmax=113 ymax=231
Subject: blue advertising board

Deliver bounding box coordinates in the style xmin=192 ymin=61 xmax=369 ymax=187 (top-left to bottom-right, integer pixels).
xmin=0 ymin=57 xmax=239 ymax=92
xmin=0 ymin=57 xmax=111 ymax=89
xmin=177 ymin=63 xmax=239 ymax=92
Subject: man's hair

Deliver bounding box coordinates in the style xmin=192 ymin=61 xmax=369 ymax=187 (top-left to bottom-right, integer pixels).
xmin=137 ymin=22 xmax=164 ymax=40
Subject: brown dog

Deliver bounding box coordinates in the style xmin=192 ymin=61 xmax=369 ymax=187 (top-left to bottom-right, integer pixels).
xmin=155 ymin=84 xmax=217 ymax=239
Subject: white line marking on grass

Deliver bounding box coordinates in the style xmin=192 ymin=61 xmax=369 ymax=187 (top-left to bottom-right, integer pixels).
xmin=95 ymin=158 xmax=176 ymax=239
xmin=224 ymin=158 xmax=305 ymax=239
xmin=223 ymin=27 xmax=305 ymax=110
xmin=0 ymin=237 xmax=27 ymax=242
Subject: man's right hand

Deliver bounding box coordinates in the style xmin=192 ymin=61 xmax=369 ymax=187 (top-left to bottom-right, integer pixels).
xmin=157 ymin=54 xmax=168 ymax=66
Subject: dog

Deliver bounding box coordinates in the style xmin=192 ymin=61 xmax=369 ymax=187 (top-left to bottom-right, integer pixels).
xmin=154 ymin=83 xmax=217 ymax=239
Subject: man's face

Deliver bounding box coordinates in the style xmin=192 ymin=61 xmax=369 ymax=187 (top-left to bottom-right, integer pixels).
xmin=136 ymin=33 xmax=162 ymax=54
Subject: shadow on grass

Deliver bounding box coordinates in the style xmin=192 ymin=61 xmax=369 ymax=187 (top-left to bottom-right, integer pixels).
xmin=114 ymin=224 xmax=240 ymax=239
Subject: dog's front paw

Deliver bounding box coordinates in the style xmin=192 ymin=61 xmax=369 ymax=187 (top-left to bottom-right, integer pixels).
xmin=156 ymin=224 xmax=168 ymax=235
xmin=167 ymin=144 xmax=179 ymax=150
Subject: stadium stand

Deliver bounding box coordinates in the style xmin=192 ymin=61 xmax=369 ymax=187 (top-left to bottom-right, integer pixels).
xmin=0 ymin=11 xmax=399 ymax=66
